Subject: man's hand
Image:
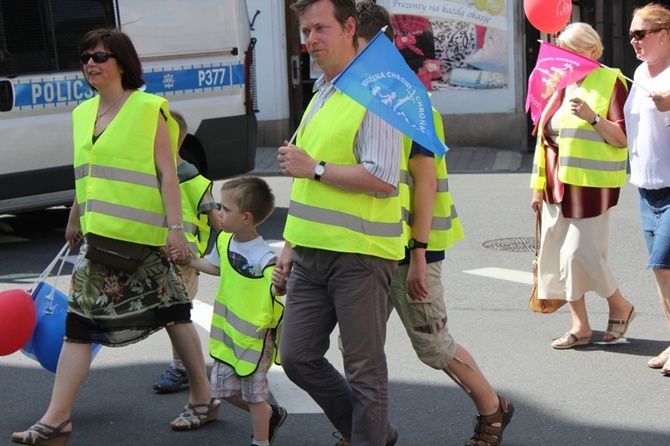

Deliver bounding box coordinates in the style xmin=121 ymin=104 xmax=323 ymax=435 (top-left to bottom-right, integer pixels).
xmin=277 ymin=140 xmax=317 ymax=179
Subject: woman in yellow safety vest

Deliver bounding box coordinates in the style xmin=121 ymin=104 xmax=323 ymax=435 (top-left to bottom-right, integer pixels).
xmin=529 ymin=23 xmax=635 ymax=350
xmin=12 ymin=28 xmax=217 ymax=446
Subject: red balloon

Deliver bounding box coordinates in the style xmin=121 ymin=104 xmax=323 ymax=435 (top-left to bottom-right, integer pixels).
xmin=524 ymin=0 xmax=572 ymax=35
xmin=0 ymin=289 xmax=37 ymax=356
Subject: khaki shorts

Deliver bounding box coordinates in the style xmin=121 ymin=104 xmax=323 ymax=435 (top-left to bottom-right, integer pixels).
xmin=388 ymin=261 xmax=456 ymax=370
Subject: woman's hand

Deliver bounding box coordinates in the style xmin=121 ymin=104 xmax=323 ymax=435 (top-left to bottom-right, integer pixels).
xmin=650 ymin=91 xmax=670 ymax=112
xmin=65 ymin=198 xmax=83 ymax=249
xmin=166 ymin=230 xmax=191 ymax=265
xmin=569 ymin=97 xmax=596 ymax=123
xmin=531 ymin=189 xmax=543 ymax=213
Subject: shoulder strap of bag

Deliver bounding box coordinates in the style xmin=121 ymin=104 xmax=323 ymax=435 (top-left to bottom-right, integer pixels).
xmin=535 ymin=210 xmax=542 ymax=257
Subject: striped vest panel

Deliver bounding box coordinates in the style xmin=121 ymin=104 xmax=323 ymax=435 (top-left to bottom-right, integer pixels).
xmin=72 ymin=91 xmax=179 ymax=246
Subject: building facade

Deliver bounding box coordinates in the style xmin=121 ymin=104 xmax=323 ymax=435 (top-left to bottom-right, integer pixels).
xmin=246 ymin=0 xmax=667 ymax=153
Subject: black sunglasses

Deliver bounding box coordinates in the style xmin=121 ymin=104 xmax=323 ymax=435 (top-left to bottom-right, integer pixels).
xmin=629 ymin=28 xmax=663 ymax=41
xmin=80 ymin=51 xmax=116 ymax=64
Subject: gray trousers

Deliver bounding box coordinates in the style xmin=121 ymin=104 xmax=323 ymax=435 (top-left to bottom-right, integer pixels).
xmin=280 ymin=247 xmax=397 ymax=446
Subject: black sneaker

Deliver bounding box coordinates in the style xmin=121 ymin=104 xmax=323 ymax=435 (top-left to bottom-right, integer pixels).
xmin=152 ymin=365 xmax=189 ymax=393
xmin=268 ymin=404 xmax=287 ymax=444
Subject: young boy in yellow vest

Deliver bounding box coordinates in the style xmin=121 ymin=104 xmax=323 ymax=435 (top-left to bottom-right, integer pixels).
xmin=153 ymin=110 xmax=223 ymax=393
xmin=176 ymin=176 xmax=287 ymax=446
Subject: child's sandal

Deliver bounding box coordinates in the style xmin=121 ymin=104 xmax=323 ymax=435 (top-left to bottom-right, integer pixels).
xmin=170 ymin=398 xmax=220 ymax=431
xmin=464 ymin=395 xmax=514 ymax=446
xmin=11 ymin=419 xmax=71 ymax=446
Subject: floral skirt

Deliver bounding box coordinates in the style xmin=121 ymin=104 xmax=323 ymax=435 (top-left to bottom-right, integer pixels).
xmin=65 ymin=241 xmax=191 ymax=347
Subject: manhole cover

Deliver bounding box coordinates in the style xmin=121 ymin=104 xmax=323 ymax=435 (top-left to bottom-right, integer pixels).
xmin=482 ymin=237 xmax=535 ymax=252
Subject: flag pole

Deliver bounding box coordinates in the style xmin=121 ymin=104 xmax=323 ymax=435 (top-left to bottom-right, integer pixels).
xmin=599 ymin=63 xmax=650 ymax=92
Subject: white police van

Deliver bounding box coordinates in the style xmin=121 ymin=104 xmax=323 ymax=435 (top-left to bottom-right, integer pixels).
xmin=0 ymin=0 xmax=257 ymax=213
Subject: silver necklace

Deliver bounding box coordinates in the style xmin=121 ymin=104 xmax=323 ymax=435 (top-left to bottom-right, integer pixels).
xmin=97 ymin=91 xmax=126 ymax=120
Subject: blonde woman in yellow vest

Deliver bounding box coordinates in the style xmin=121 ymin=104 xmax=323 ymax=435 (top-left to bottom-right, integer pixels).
xmin=529 ymin=23 xmax=635 ymax=350
xmin=153 ymin=110 xmax=223 ymax=394
xmin=180 ymin=177 xmax=287 ymax=446
xmin=12 ymin=29 xmax=217 ymax=446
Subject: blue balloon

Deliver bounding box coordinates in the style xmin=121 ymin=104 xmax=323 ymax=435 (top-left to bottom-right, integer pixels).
xmin=32 ymin=311 xmax=67 ymax=373
xmin=22 ymin=282 xmax=103 ymax=373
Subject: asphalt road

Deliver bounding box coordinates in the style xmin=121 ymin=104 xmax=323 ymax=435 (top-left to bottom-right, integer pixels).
xmin=0 ymin=173 xmax=668 ymax=445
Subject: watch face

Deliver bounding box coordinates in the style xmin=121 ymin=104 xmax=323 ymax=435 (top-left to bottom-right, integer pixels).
xmin=315 ymin=164 xmax=325 ymax=175
xmin=408 ymin=239 xmax=415 ymax=248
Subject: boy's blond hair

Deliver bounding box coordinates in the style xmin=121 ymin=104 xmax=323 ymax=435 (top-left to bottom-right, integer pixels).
xmin=220 ymin=176 xmax=275 ymax=225
xmin=170 ymin=109 xmax=188 ymax=147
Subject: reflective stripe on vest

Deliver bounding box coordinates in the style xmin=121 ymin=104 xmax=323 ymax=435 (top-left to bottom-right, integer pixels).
xmin=283 ymin=91 xmax=404 ymax=260
xmin=72 ymin=91 xmax=179 ymax=246
xmin=209 ymin=232 xmax=283 ymax=376
xmin=180 ymin=174 xmax=213 ymax=257
xmin=398 ymin=107 xmax=464 ymax=251
xmin=530 ymin=68 xmax=628 ymax=189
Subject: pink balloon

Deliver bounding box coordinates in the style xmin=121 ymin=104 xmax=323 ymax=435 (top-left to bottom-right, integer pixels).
xmin=0 ymin=289 xmax=37 ymax=356
xmin=524 ymin=0 xmax=572 ymax=35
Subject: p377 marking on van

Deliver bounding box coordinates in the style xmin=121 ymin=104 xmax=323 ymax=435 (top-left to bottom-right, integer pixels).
xmin=12 ymin=63 xmax=245 ymax=110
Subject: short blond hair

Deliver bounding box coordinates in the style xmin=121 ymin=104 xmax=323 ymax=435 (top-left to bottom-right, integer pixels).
xmin=170 ymin=109 xmax=188 ymax=146
xmin=557 ymin=22 xmax=603 ymax=60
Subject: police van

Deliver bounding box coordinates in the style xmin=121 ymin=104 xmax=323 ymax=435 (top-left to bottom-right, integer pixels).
xmin=0 ymin=0 xmax=257 ymax=214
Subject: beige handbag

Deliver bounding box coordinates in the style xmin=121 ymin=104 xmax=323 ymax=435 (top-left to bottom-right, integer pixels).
xmin=528 ymin=209 xmax=566 ymax=314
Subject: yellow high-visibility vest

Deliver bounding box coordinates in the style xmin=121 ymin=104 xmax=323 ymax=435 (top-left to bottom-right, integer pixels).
xmin=531 ymin=68 xmax=628 ymax=190
xmin=180 ymin=174 xmax=213 ymax=256
xmin=209 ymin=232 xmax=283 ymax=376
xmin=399 ymin=107 xmax=464 ymax=251
xmin=283 ymin=91 xmax=404 ymax=260
xmin=72 ymin=91 xmax=179 ymax=246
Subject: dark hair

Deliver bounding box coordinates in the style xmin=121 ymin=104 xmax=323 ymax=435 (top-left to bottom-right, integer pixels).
xmin=356 ymin=1 xmax=393 ymax=42
xmin=220 ymin=176 xmax=275 ymax=225
xmin=79 ymin=28 xmax=145 ymax=91
xmin=292 ymin=0 xmax=358 ymax=42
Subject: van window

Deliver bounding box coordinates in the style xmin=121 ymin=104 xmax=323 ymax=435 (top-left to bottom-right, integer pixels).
xmin=0 ymin=0 xmax=116 ymax=76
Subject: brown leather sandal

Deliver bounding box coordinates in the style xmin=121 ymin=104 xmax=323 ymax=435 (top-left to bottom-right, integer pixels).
xmin=464 ymin=395 xmax=514 ymax=446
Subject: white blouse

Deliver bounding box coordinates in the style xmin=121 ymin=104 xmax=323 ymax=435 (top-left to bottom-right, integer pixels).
xmin=623 ymin=62 xmax=670 ymax=189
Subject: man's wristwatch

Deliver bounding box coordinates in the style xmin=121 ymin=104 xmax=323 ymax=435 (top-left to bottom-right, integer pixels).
xmin=314 ymin=161 xmax=326 ymax=181
xmin=590 ymin=114 xmax=601 ymax=126
xmin=408 ymin=238 xmax=428 ymax=250
xmin=168 ymin=223 xmax=184 ymax=231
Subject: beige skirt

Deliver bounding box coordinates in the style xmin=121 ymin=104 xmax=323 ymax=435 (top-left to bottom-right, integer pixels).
xmin=537 ymin=203 xmax=618 ymax=301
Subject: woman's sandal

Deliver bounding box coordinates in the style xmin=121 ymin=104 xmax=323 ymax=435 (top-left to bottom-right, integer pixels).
xmin=647 ymin=346 xmax=670 ymax=369
xmin=662 ymin=361 xmax=670 ymax=376
xmin=464 ymin=394 xmax=514 ymax=446
xmin=603 ymin=306 xmax=636 ymax=343
xmin=551 ymin=332 xmax=591 ymax=349
xmin=11 ymin=419 xmax=71 ymax=446
xmin=170 ymin=398 xmax=221 ymax=431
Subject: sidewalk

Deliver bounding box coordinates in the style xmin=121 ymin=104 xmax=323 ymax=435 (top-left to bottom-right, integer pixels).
xmin=250 ymin=146 xmax=533 ymax=176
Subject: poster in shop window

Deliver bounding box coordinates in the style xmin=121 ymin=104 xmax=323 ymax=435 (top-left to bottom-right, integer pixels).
xmin=382 ymin=0 xmax=509 ymax=91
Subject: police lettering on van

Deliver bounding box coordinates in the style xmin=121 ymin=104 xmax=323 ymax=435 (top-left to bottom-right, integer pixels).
xmin=0 ymin=0 xmax=257 ymax=214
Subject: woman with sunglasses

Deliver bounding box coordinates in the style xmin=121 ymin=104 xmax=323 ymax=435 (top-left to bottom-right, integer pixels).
xmin=623 ymin=3 xmax=670 ymax=377
xmin=11 ymin=28 xmax=217 ymax=445
xmin=530 ymin=22 xmax=635 ymax=349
